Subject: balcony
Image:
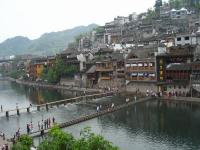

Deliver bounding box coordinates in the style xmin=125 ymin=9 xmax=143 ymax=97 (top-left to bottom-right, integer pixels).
xmin=96 ymin=67 xmax=113 ymax=72
xmin=126 ymin=66 xmax=155 ymax=72
xmin=99 ymin=77 xmax=111 ymax=80
xmin=126 ymin=77 xmax=156 ymax=81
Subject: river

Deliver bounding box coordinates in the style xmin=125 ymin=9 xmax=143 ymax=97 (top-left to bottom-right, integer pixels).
xmin=0 ymin=80 xmax=200 ymax=150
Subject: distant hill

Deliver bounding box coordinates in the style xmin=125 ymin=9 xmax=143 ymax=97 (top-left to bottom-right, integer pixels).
xmin=0 ymin=24 xmax=98 ymax=56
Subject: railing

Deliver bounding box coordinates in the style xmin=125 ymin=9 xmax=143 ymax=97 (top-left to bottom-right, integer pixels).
xmin=99 ymin=77 xmax=111 ymax=80
xmin=0 ymin=92 xmax=115 ymax=117
xmin=126 ymin=77 xmax=156 ymax=81
xmin=96 ymin=67 xmax=114 ymax=72
xmin=28 ymin=96 xmax=152 ymax=137
xmin=126 ymin=67 xmax=155 ymax=72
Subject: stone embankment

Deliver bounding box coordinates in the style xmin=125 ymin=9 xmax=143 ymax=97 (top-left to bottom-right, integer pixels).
xmin=4 ymin=77 xmax=101 ymax=93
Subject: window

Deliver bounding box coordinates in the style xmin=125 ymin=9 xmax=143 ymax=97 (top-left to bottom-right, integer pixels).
xmin=138 ymin=63 xmax=143 ymax=67
xmin=184 ymin=36 xmax=189 ymax=40
xmin=131 ymin=63 xmax=137 ymax=67
xmin=131 ymin=73 xmax=137 ymax=77
xmin=149 ymin=73 xmax=155 ymax=77
xmin=125 ymin=64 xmax=130 ymax=67
xmin=138 ymin=73 xmax=144 ymax=77
xmin=177 ymin=37 xmax=181 ymax=41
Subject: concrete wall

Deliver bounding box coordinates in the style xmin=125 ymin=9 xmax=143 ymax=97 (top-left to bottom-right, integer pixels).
xmin=126 ymin=82 xmax=158 ymax=93
xmin=60 ymin=77 xmax=75 ymax=86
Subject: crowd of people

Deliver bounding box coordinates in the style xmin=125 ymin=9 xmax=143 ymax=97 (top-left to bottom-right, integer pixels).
xmin=0 ymin=131 xmax=8 ymax=150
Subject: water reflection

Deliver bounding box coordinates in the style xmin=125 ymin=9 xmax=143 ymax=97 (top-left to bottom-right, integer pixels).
xmin=0 ymin=80 xmax=81 ymax=110
xmin=1 ymin=80 xmax=200 ymax=149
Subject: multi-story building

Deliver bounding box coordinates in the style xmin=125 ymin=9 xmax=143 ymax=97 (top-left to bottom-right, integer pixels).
xmin=175 ymin=34 xmax=197 ymax=46
xmin=104 ymin=16 xmax=129 ymax=44
xmin=125 ymin=58 xmax=156 ymax=82
xmin=27 ymin=58 xmax=48 ymax=80
xmin=125 ymin=58 xmax=158 ymax=93
xmin=170 ymin=8 xmax=188 ymax=20
xmin=156 ymin=45 xmax=194 ymax=93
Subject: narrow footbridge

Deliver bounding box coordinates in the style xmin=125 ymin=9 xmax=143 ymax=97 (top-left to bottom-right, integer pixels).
xmin=1 ymin=92 xmax=115 ymax=117
xmin=29 ymin=96 xmax=152 ymax=137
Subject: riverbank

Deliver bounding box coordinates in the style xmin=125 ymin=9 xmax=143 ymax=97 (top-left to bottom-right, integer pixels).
xmin=3 ymin=77 xmax=101 ymax=93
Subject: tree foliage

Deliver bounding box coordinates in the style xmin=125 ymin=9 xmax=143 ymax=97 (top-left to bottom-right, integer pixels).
xmin=154 ymin=0 xmax=163 ymax=15
xmin=12 ymin=135 xmax=33 ymax=150
xmin=168 ymin=0 xmax=200 ymax=11
xmin=37 ymin=126 xmax=119 ymax=150
xmin=42 ymin=58 xmax=79 ymax=84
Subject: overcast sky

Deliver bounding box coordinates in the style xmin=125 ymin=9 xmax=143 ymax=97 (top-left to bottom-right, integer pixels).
xmin=0 ymin=0 xmax=156 ymax=43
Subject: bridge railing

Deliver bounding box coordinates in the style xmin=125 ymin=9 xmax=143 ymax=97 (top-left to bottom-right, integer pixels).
xmin=0 ymin=91 xmax=115 ymax=117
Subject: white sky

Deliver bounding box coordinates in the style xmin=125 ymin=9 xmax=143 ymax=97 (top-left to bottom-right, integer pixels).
xmin=0 ymin=0 xmax=155 ymax=43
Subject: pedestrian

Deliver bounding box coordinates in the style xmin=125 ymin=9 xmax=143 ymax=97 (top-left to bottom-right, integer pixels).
xmin=5 ymin=144 xmax=8 ymax=150
xmin=40 ymin=122 xmax=43 ymax=131
xmin=30 ymin=122 xmax=33 ymax=132
xmin=27 ymin=124 xmax=30 ymax=134
xmin=52 ymin=117 xmax=55 ymax=124
xmin=1 ymin=105 xmax=3 ymax=112
xmin=111 ymin=103 xmax=114 ymax=108
xmin=44 ymin=119 xmax=47 ymax=128
xmin=41 ymin=129 xmax=44 ymax=137
xmin=38 ymin=121 xmax=40 ymax=130
xmin=99 ymin=105 xmax=102 ymax=110
xmin=49 ymin=118 xmax=51 ymax=127
xmin=2 ymin=133 xmax=5 ymax=140
xmin=96 ymin=106 xmax=99 ymax=112
xmin=134 ymin=96 xmax=137 ymax=102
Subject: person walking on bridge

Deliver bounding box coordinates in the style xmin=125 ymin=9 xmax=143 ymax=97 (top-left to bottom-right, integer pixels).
xmin=38 ymin=121 xmax=40 ymax=130
xmin=27 ymin=124 xmax=30 ymax=134
xmin=52 ymin=117 xmax=55 ymax=124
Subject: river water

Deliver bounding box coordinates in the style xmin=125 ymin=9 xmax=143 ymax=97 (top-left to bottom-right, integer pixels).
xmin=0 ymin=80 xmax=200 ymax=150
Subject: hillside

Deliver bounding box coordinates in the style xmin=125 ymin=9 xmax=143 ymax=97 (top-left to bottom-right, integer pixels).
xmin=0 ymin=24 xmax=98 ymax=56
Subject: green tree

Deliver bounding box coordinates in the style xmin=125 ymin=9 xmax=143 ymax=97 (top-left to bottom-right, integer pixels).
xmin=37 ymin=126 xmax=119 ymax=150
xmin=42 ymin=58 xmax=79 ymax=84
xmin=154 ymin=0 xmax=162 ymax=16
xmin=169 ymin=0 xmax=181 ymax=9
xmin=47 ymin=68 xmax=59 ymax=83
xmin=73 ymin=127 xmax=119 ymax=150
xmin=12 ymin=135 xmax=33 ymax=150
xmin=38 ymin=125 xmax=74 ymax=150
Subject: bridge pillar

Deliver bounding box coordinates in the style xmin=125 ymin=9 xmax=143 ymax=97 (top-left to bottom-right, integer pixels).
xmin=37 ymin=106 xmax=40 ymax=111
xmin=46 ymin=104 xmax=49 ymax=111
xmin=6 ymin=111 xmax=9 ymax=117
xmin=27 ymin=107 xmax=30 ymax=113
xmin=17 ymin=109 xmax=20 ymax=115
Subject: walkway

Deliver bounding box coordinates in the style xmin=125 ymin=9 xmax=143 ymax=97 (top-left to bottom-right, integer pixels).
xmin=5 ymin=77 xmax=101 ymax=93
xmin=29 ymin=96 xmax=152 ymax=137
xmin=1 ymin=92 xmax=115 ymax=117
xmin=160 ymin=96 xmax=200 ymax=104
